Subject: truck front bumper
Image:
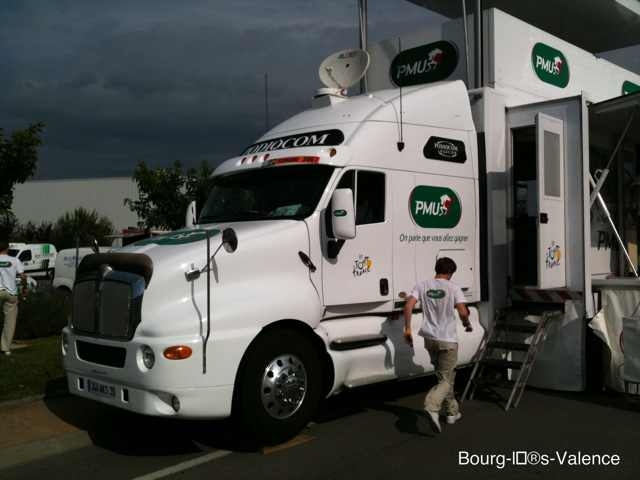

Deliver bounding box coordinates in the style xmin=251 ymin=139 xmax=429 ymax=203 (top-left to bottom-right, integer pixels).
xmin=65 ymin=369 xmax=234 ymax=418
xmin=62 ymin=328 xmax=236 ymax=419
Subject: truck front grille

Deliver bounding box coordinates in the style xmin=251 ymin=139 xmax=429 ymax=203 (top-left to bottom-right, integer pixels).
xmin=72 ymin=270 xmax=145 ymax=340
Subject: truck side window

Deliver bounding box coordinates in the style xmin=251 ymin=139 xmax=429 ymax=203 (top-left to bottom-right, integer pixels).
xmin=19 ymin=250 xmax=32 ymax=262
xmin=356 ymin=171 xmax=385 ymax=225
xmin=326 ymin=170 xmax=385 ymax=237
xmin=337 ymin=170 xmax=355 ymax=190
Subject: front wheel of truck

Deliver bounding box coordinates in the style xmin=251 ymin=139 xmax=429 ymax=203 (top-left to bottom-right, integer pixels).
xmin=234 ymin=328 xmax=323 ymax=445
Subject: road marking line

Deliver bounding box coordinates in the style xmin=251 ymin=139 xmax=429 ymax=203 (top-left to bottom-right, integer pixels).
xmin=132 ymin=449 xmax=232 ymax=480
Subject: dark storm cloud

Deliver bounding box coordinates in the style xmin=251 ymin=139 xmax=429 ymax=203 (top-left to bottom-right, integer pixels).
xmin=0 ymin=0 xmax=436 ymax=179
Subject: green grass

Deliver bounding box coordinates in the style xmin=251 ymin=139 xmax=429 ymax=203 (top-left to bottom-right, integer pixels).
xmin=0 ymin=335 xmax=66 ymax=403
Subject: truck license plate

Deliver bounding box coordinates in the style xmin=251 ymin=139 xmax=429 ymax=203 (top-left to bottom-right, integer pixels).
xmin=87 ymin=379 xmax=116 ymax=399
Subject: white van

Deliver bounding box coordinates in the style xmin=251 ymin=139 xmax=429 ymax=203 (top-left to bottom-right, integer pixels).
xmin=53 ymin=247 xmax=109 ymax=293
xmin=62 ymin=80 xmax=484 ymax=443
xmin=9 ymin=243 xmax=57 ymax=277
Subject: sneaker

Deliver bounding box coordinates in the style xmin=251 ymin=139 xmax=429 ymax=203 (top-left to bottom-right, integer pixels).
xmin=424 ymin=409 xmax=441 ymax=433
xmin=446 ymin=412 xmax=462 ymax=424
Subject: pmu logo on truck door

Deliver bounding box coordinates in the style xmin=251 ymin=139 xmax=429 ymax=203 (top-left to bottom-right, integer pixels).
xmin=409 ymin=186 xmax=462 ymax=228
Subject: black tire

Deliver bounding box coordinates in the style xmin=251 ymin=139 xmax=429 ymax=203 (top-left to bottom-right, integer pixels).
xmin=234 ymin=328 xmax=323 ymax=445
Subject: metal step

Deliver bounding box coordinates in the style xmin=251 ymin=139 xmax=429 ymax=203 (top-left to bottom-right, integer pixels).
xmin=481 ymin=358 xmax=524 ymax=370
xmin=487 ymin=341 xmax=530 ymax=352
xmin=494 ymin=322 xmax=538 ymax=333
xmin=462 ymin=309 xmax=560 ymax=411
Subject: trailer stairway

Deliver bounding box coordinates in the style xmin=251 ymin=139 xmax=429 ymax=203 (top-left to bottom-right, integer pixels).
xmin=461 ymin=309 xmax=560 ymax=411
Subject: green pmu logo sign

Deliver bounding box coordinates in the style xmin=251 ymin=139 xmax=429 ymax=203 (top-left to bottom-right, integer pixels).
xmin=532 ymin=42 xmax=569 ymax=88
xmin=623 ymin=80 xmax=640 ymax=95
xmin=390 ymin=40 xmax=458 ymax=87
xmin=409 ymin=186 xmax=462 ymax=228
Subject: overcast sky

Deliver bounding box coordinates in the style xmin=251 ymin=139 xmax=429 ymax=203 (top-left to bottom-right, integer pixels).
xmin=1 ymin=1 xmax=638 ymax=180
xmin=1 ymin=0 xmax=440 ymax=179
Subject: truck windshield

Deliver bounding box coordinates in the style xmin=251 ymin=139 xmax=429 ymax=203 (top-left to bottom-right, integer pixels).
xmin=8 ymin=249 xmax=19 ymax=257
xmin=198 ymin=165 xmax=335 ymax=223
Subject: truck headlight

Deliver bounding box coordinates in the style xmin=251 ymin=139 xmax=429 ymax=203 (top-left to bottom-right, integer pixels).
xmin=141 ymin=345 xmax=155 ymax=369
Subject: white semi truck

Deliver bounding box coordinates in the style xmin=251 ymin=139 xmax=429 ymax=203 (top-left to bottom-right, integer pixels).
xmin=63 ymin=8 xmax=640 ymax=442
xmin=62 ymin=80 xmax=485 ymax=442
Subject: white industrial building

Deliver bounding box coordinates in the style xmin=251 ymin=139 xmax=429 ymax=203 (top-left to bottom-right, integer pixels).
xmin=12 ymin=177 xmax=140 ymax=231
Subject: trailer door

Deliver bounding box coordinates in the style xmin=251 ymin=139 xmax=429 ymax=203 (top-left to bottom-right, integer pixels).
xmin=536 ymin=113 xmax=566 ymax=288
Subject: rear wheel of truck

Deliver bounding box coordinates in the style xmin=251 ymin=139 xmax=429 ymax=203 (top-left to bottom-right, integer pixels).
xmin=234 ymin=328 xmax=323 ymax=445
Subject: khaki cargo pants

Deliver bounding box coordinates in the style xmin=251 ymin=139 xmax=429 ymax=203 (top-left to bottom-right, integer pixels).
xmin=0 ymin=290 xmax=18 ymax=353
xmin=424 ymin=338 xmax=459 ymax=415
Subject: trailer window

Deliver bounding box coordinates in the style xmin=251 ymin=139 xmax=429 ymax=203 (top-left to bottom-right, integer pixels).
xmin=198 ymin=165 xmax=335 ymax=223
xmin=544 ymin=131 xmax=561 ymax=198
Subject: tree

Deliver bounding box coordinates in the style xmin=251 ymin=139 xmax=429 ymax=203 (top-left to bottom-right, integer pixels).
xmin=125 ymin=160 xmax=214 ymax=230
xmin=0 ymin=122 xmax=45 ymax=238
xmin=50 ymin=208 xmax=114 ymax=250
xmin=10 ymin=220 xmax=54 ymax=243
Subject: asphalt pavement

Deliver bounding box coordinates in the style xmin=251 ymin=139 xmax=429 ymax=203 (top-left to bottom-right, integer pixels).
xmin=1 ymin=373 xmax=639 ymax=480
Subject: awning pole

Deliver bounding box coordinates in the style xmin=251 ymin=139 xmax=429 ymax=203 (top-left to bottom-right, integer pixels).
xmin=474 ymin=0 xmax=482 ymax=88
xmin=589 ymin=107 xmax=637 ymax=206
xmin=461 ymin=0 xmax=471 ymax=88
xmin=358 ymin=0 xmax=368 ymax=94
xmin=590 ymin=175 xmax=639 ymax=277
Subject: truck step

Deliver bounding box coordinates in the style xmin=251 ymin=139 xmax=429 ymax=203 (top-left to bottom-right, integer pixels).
xmin=481 ymin=358 xmax=524 ymax=370
xmin=494 ymin=322 xmax=538 ymax=333
xmin=487 ymin=341 xmax=530 ymax=352
xmin=462 ymin=310 xmax=559 ymax=411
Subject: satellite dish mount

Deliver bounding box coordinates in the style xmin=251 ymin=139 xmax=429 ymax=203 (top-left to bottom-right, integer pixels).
xmin=317 ymin=49 xmax=370 ymax=98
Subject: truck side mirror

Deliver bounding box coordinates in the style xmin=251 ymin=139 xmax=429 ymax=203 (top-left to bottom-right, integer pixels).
xmin=222 ymin=228 xmax=238 ymax=253
xmin=331 ymin=188 xmax=356 ymax=240
xmin=185 ymin=200 xmax=197 ymax=228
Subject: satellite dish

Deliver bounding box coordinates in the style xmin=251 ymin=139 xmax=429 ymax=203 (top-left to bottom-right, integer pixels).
xmin=319 ymin=49 xmax=370 ymax=90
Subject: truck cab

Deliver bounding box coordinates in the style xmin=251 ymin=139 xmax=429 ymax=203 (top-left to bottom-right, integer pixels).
xmin=62 ymin=80 xmax=484 ymax=443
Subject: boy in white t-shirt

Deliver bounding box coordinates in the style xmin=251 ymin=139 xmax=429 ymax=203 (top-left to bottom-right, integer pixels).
xmin=0 ymin=239 xmax=26 ymax=355
xmin=403 ymin=257 xmax=472 ymax=433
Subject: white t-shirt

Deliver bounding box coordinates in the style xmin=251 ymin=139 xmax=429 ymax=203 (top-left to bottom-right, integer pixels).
xmin=0 ymin=254 xmax=24 ymax=295
xmin=410 ymin=278 xmax=466 ymax=343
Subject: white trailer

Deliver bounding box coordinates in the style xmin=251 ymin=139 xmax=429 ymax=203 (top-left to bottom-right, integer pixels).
xmin=62 ymin=7 xmax=640 ymax=442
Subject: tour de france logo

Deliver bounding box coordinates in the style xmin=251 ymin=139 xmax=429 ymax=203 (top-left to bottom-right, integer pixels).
xmin=353 ymin=254 xmax=373 ymax=277
xmin=545 ymin=241 xmax=562 ymax=269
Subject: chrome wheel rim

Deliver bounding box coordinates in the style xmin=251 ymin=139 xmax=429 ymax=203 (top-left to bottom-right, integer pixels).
xmin=261 ymin=354 xmax=307 ymax=419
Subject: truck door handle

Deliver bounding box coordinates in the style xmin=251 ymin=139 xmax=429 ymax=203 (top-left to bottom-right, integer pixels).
xmin=298 ymin=251 xmax=316 ymax=273
xmin=540 ymin=213 xmax=549 ymax=224
xmin=380 ymin=278 xmax=389 ymax=296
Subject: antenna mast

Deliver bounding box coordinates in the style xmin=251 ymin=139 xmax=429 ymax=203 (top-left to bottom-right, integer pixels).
xmin=264 ymin=72 xmax=269 ymax=130
xmin=358 ymin=0 xmax=368 ymax=94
